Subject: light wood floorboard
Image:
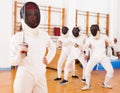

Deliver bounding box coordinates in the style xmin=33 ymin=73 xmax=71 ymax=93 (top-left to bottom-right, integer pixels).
xmin=0 ymin=63 xmax=120 ymax=93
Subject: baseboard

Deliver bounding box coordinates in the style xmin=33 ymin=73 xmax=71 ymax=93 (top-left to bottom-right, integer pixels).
xmin=0 ymin=67 xmax=11 ymax=70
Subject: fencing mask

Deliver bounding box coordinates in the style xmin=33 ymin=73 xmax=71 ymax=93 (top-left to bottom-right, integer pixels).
xmin=62 ymin=26 xmax=69 ymax=35
xmin=72 ymin=27 xmax=80 ymax=37
xmin=90 ymin=24 xmax=100 ymax=37
xmin=20 ymin=2 xmax=40 ymax=28
xmin=20 ymin=2 xmax=41 ymax=36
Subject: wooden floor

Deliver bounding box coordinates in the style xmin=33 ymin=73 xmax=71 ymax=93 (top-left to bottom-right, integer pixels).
xmin=0 ymin=63 xmax=120 ymax=93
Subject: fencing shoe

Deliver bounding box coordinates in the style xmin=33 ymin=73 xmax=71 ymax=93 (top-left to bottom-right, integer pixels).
xmin=60 ymin=80 xmax=68 ymax=85
xmin=102 ymin=83 xmax=112 ymax=89
xmin=81 ymin=85 xmax=91 ymax=91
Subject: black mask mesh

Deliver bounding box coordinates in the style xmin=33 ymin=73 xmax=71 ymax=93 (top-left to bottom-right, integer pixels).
xmin=20 ymin=2 xmax=40 ymax=28
xmin=62 ymin=26 xmax=69 ymax=35
xmin=90 ymin=24 xmax=100 ymax=36
xmin=72 ymin=27 xmax=80 ymax=37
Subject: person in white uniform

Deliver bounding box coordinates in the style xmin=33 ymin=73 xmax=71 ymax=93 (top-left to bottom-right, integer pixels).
xmin=81 ymin=24 xmax=114 ymax=90
xmin=9 ymin=2 xmax=56 ymax=93
xmin=54 ymin=26 xmax=79 ymax=81
xmin=113 ymin=37 xmax=120 ymax=59
xmin=60 ymin=27 xmax=87 ymax=84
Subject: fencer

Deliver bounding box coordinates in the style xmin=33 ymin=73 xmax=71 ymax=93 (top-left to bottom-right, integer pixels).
xmin=81 ymin=24 xmax=114 ymax=90
xmin=9 ymin=1 xmax=56 ymax=93
xmin=60 ymin=27 xmax=88 ymax=84
xmin=113 ymin=37 xmax=120 ymax=59
xmin=54 ymin=26 xmax=72 ymax=81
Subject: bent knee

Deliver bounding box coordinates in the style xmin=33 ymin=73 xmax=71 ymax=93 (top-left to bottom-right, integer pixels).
xmin=107 ymin=69 xmax=114 ymax=77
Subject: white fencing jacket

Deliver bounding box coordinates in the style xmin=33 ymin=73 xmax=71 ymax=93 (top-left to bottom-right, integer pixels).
xmin=9 ymin=30 xmax=56 ymax=74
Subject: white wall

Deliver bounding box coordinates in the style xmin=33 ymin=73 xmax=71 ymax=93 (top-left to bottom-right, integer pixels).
xmin=0 ymin=0 xmax=13 ymax=69
xmin=63 ymin=0 xmax=77 ymax=32
xmin=117 ymin=0 xmax=120 ymax=42
xmin=76 ymin=0 xmax=110 ymax=13
xmin=17 ymin=0 xmax=63 ymax=8
xmin=115 ymin=0 xmax=120 ymax=43
xmin=0 ymin=0 xmax=120 ymax=69
xmin=109 ymin=0 xmax=119 ymax=40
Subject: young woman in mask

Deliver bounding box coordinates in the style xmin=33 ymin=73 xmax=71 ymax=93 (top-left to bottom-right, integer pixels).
xmin=9 ymin=2 xmax=56 ymax=93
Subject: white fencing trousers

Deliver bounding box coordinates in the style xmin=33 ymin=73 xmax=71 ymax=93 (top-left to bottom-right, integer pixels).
xmin=64 ymin=57 xmax=75 ymax=80
xmin=64 ymin=53 xmax=87 ymax=80
xmin=84 ymin=55 xmax=114 ymax=86
xmin=57 ymin=43 xmax=71 ymax=78
xmin=78 ymin=54 xmax=87 ymax=79
xmin=57 ymin=50 xmax=68 ymax=78
xmin=14 ymin=68 xmax=47 ymax=93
